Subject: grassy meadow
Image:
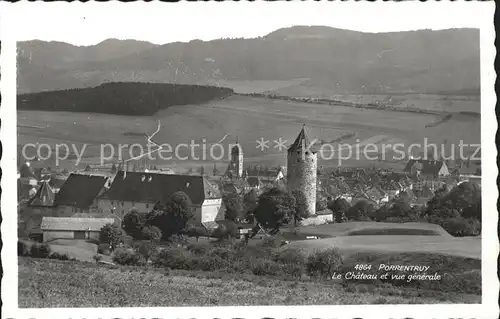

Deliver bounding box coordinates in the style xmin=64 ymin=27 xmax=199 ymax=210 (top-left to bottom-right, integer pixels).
xmin=19 ymin=253 xmax=480 ymax=307
xmin=18 ymin=221 xmax=481 ymax=307
xmin=18 ymin=94 xmax=480 ymax=171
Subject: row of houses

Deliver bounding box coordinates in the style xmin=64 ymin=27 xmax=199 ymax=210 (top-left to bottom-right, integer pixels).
xmin=23 ymin=171 xmax=225 ymax=241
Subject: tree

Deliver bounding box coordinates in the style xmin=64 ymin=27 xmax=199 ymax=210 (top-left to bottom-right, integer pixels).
xmin=99 ymin=223 xmax=123 ymax=251
xmin=254 ymin=187 xmax=296 ymax=233
xmin=371 ymin=204 xmax=391 ymax=222
xmin=223 ymin=193 xmax=244 ymax=221
xmin=147 ymin=191 xmax=193 ymax=239
xmin=186 ymin=225 xmax=209 ymax=241
xmin=141 ymin=225 xmax=162 ymax=241
xmin=211 ymin=221 xmax=238 ymax=240
xmin=316 ymin=199 xmax=328 ymax=212
xmin=327 ymin=198 xmax=350 ymax=223
xmin=346 ymin=200 xmax=374 ymax=221
xmin=390 ymin=196 xmax=412 ymax=217
xmin=243 ymin=189 xmax=259 ymax=213
xmin=123 ymin=209 xmax=147 ymax=240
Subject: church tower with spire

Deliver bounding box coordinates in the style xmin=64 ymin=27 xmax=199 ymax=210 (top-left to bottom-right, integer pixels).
xmin=287 ymin=125 xmax=317 ymax=217
xmin=227 ymin=137 xmax=244 ymax=179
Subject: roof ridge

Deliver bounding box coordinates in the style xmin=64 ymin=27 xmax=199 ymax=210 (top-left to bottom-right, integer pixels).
xmin=288 ymin=124 xmax=315 ymax=153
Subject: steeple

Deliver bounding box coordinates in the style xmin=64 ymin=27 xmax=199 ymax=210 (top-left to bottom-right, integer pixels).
xmin=231 ymin=136 xmax=242 ymax=155
xmin=288 ymin=124 xmax=315 ymax=153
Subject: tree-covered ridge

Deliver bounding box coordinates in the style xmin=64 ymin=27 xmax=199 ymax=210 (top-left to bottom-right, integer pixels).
xmin=17 ymin=82 xmax=234 ymax=116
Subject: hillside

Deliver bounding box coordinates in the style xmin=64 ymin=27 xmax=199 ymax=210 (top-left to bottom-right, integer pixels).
xmin=17 ymin=82 xmax=234 ymax=116
xmin=17 ymin=26 xmax=480 ymax=95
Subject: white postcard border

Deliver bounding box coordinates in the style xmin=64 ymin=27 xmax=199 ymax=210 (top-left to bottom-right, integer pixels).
xmin=1 ymin=1 xmax=498 ymax=318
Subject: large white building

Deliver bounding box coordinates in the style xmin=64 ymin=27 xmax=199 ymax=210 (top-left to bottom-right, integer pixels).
xmin=97 ymin=171 xmax=224 ymax=226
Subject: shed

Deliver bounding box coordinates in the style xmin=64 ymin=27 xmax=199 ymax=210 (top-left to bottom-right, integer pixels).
xmin=40 ymin=217 xmax=115 ymax=242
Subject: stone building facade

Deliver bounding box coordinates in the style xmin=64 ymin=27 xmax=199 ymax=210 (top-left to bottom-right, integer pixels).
xmin=227 ymin=139 xmax=244 ymax=179
xmin=286 ymin=125 xmax=317 ymax=217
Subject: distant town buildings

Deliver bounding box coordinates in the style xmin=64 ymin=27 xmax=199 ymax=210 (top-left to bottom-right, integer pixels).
xmin=404 ymin=159 xmax=450 ymax=179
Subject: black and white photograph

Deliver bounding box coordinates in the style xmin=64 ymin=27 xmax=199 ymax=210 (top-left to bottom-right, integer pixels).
xmin=0 ymin=1 xmax=498 ymax=318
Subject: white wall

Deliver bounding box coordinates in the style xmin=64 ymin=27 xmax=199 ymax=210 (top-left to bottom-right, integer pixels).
xmin=201 ymin=198 xmax=223 ymax=223
xmin=97 ymin=199 xmax=154 ymax=218
xmin=299 ymin=214 xmax=333 ymax=226
xmin=43 ymin=230 xmax=101 ymax=242
xmin=43 ymin=230 xmax=74 ymax=242
xmin=97 ymin=198 xmax=223 ymax=226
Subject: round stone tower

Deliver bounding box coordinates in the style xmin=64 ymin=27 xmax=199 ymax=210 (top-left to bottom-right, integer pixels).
xmin=286 ymin=125 xmax=317 ymax=217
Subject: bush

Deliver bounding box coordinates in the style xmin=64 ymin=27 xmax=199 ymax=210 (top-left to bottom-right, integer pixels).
xmin=250 ymin=258 xmax=282 ymax=276
xmin=112 ymin=248 xmax=146 ymax=266
xmin=439 ymin=217 xmax=481 ymax=237
xmin=190 ymin=255 xmax=232 ymax=272
xmin=29 ymin=243 xmax=51 ymax=258
xmin=316 ymin=200 xmax=328 ymax=212
xmin=123 ymin=209 xmax=147 ymax=240
xmin=18 ymin=241 xmax=30 ymax=256
xmin=136 ymin=241 xmax=157 ymax=261
xmin=186 ymin=242 xmax=212 ymax=256
xmin=280 ymin=263 xmax=306 ymax=278
xmin=49 ymin=252 xmax=69 ymax=260
xmin=151 ymin=246 xmax=194 ymax=269
xmin=97 ymin=243 xmax=111 ymax=255
xmin=273 ymin=248 xmax=306 ymax=265
xmin=93 ymin=254 xmax=103 ymax=263
xmin=306 ymin=248 xmax=344 ymax=279
xmin=211 ymin=222 xmax=238 ymax=240
xmin=186 ymin=226 xmax=210 ymax=241
xmin=261 ymin=236 xmax=280 ymax=248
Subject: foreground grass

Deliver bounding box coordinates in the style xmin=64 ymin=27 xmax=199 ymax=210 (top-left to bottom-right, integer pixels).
xmin=19 ymin=257 xmax=480 ymax=307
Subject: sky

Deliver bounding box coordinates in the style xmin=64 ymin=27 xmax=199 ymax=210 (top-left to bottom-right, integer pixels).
xmin=0 ymin=1 xmax=493 ymax=46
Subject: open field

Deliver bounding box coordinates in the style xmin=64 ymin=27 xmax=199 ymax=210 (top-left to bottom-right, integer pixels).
xmin=18 ymin=94 xmax=480 ymax=171
xmin=285 ymin=236 xmax=480 ymax=260
xmin=270 ymin=83 xmax=480 ymax=113
xmin=18 ymin=257 xmax=480 ymax=307
xmin=215 ymin=78 xmax=309 ymax=94
xmin=19 ymin=239 xmax=101 ymax=262
xmin=281 ymin=222 xmax=480 ymax=259
xmin=290 ymin=222 xmax=454 ymax=238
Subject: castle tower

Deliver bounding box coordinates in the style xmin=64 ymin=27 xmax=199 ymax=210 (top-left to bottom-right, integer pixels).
xmin=228 ymin=137 xmax=244 ymax=178
xmin=287 ymin=125 xmax=317 ymax=217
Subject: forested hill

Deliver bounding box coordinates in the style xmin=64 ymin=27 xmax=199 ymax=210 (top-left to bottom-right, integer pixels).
xmin=17 ymin=82 xmax=234 ymax=116
xmin=18 ymin=27 xmax=480 ymax=95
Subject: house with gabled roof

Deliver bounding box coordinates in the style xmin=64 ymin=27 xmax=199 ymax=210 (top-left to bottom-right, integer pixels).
xmin=53 ymin=173 xmax=110 ymax=215
xmin=29 ymin=180 xmax=56 ymax=208
xmin=40 ymin=217 xmax=115 ymax=242
xmin=97 ymin=171 xmax=223 ymax=226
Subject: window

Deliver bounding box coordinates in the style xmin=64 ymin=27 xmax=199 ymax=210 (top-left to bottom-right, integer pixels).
xmin=121 ymin=202 xmax=124 ymax=206
xmin=111 ymin=201 xmax=114 ymax=206
xmin=146 ymin=204 xmax=149 ymax=209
